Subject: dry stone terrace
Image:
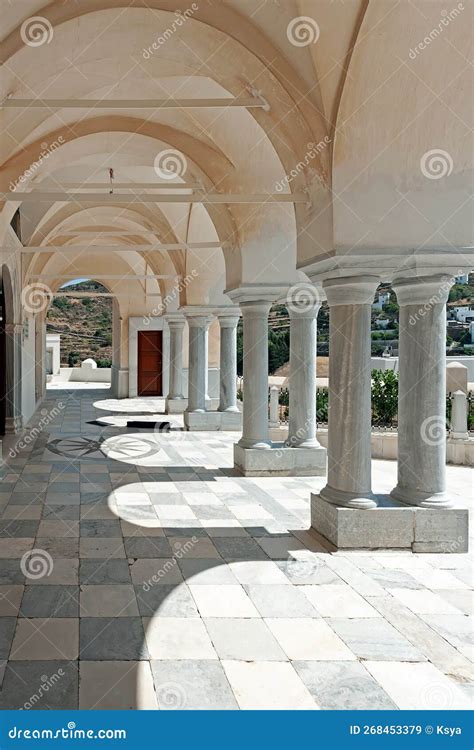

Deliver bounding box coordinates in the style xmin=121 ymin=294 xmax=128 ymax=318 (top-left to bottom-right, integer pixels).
xmin=0 ymin=388 xmax=472 ymax=710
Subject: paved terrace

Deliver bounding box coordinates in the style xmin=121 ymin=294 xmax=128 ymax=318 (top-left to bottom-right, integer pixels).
xmin=0 ymin=388 xmax=472 ymax=710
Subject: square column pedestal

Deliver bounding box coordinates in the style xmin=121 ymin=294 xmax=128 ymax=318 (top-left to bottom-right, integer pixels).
xmin=234 ymin=443 xmax=326 ymax=477
xmin=311 ymin=494 xmax=468 ymax=553
xmin=166 ymin=397 xmax=220 ymax=414
xmin=165 ymin=397 xmax=187 ymax=414
xmin=182 ymin=306 xmax=242 ymax=431
xmin=185 ymin=409 xmax=242 ymax=431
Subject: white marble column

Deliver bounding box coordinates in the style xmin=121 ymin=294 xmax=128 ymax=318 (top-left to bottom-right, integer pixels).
xmin=165 ymin=314 xmax=185 ymax=401
xmin=5 ymin=323 xmax=23 ymax=434
xmin=217 ymin=313 xmax=240 ymax=413
xmin=185 ymin=314 xmax=213 ymax=413
xmin=269 ymin=385 xmax=280 ymax=428
xmin=238 ymin=301 xmax=272 ymax=449
xmin=319 ymin=276 xmax=380 ymax=509
xmin=286 ymin=288 xmax=321 ymax=448
xmin=391 ymin=274 xmax=453 ymax=508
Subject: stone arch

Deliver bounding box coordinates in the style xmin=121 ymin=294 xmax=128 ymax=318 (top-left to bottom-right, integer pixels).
xmin=0 ymin=0 xmax=333 ymax=287
xmin=0 ymin=264 xmax=22 ymax=433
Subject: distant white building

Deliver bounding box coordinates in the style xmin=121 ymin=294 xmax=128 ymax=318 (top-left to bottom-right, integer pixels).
xmin=45 ymin=333 xmax=61 ymax=376
xmin=372 ymin=291 xmax=391 ymax=310
xmin=470 ymin=321 xmax=474 ymax=343
xmin=455 ymin=273 xmax=470 ymax=285
xmin=451 ymin=305 xmax=474 ymax=323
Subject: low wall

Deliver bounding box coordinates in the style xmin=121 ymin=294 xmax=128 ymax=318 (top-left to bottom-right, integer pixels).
xmin=269 ymin=425 xmax=474 ymax=466
xmin=56 ymin=367 xmax=112 ymax=383
xmin=54 ymin=366 xmax=220 ymax=393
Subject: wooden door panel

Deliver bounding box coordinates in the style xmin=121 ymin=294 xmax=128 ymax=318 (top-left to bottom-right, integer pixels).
xmin=138 ymin=330 xmax=163 ymax=396
xmin=140 ymin=353 xmax=159 ymax=369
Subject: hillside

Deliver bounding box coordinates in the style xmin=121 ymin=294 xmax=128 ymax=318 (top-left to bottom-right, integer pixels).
xmin=46 ymin=280 xmax=113 ymax=366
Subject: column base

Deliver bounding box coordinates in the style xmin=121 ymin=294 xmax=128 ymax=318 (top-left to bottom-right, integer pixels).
xmin=184 ymin=410 xmax=242 ymax=431
xmin=285 ymin=438 xmax=321 ymax=449
xmin=390 ymin=485 xmax=454 ymax=509
xmin=111 ymin=366 xmax=129 ymax=398
xmin=165 ymin=397 xmax=187 ymax=414
xmin=311 ymin=493 xmax=468 ymax=552
xmin=234 ymin=443 xmax=326 ymax=477
xmin=4 ymin=416 xmax=23 ymax=435
xmin=319 ymin=484 xmax=377 ymax=510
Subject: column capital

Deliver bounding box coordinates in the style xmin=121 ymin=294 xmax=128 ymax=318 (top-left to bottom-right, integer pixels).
xmin=323 ymin=275 xmax=380 ymax=307
xmin=286 ymin=281 xmax=323 ymax=318
xmin=181 ymin=306 xmax=214 ymax=328
xmin=392 ymin=273 xmax=453 ymax=306
xmin=225 ymin=283 xmax=288 ymax=306
xmin=239 ymin=300 xmax=272 ymax=318
xmin=164 ymin=312 xmax=186 ymax=329
xmin=216 ymin=309 xmax=240 ymax=328
xmin=185 ymin=315 xmax=213 ymax=329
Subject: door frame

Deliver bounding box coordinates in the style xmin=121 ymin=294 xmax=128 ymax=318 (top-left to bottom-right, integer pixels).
xmin=137 ymin=329 xmax=164 ymax=397
xmin=128 ymin=317 xmax=170 ymax=398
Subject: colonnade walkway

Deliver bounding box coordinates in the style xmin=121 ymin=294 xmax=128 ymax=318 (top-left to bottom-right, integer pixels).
xmin=0 ymin=389 xmax=472 ymax=710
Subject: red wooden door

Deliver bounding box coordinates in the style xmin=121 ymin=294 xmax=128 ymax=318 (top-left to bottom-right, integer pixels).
xmin=137 ymin=330 xmax=163 ymax=396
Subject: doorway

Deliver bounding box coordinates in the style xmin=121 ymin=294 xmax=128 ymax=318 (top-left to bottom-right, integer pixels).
xmin=137 ymin=330 xmax=163 ymax=396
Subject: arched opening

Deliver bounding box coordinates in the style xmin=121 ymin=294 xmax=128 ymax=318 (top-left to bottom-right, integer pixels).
xmin=0 ymin=265 xmax=19 ymax=434
xmin=45 ymin=279 xmax=114 ymax=392
xmin=0 ymin=0 xmax=471 ymax=717
xmin=0 ymin=275 xmax=6 ymax=435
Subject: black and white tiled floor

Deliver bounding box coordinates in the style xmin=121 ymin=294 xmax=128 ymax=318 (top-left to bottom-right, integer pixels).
xmin=0 ymin=388 xmax=472 ymax=710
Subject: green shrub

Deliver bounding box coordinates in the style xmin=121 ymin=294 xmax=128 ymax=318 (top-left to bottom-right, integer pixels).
xmin=96 ymin=358 xmax=112 ymax=368
xmin=53 ymin=297 xmax=71 ymax=311
xmin=68 ymin=351 xmax=80 ymax=367
xmin=316 ymin=389 xmax=328 ymax=422
xmin=371 ymin=369 xmax=398 ymax=426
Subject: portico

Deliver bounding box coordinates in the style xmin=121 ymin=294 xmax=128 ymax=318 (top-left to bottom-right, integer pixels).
xmin=0 ymin=0 xmax=472 ymax=716
xmin=182 ymin=306 xmax=242 ymax=431
xmin=230 ymin=284 xmax=327 ymax=476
